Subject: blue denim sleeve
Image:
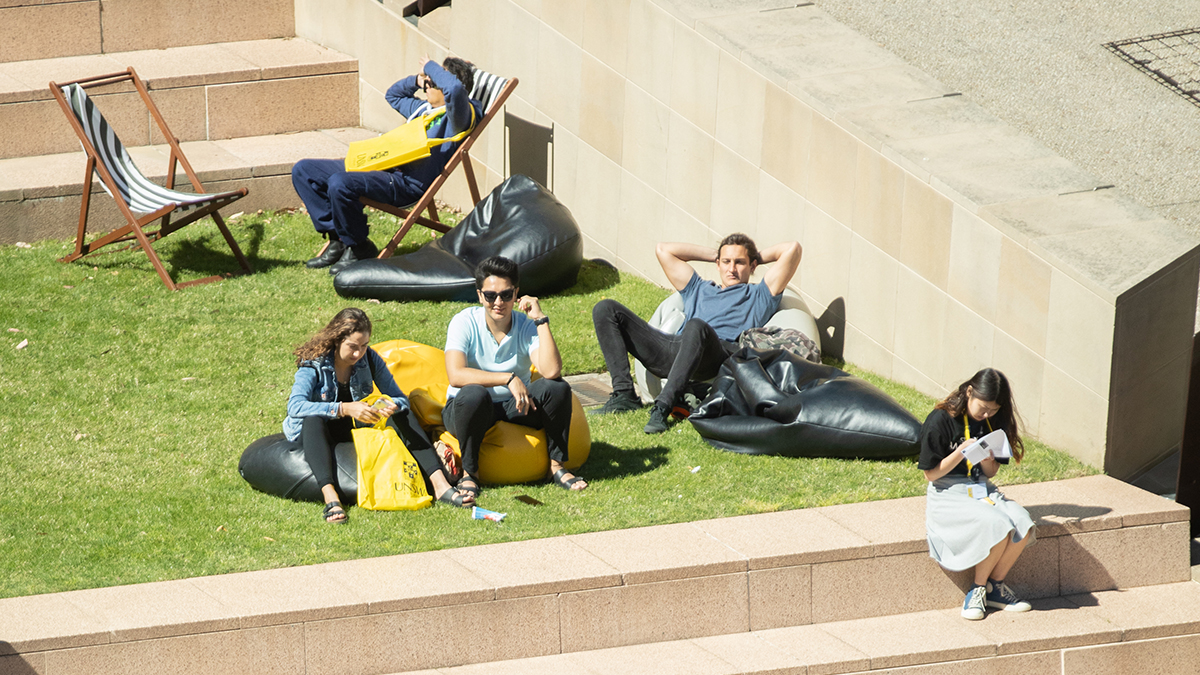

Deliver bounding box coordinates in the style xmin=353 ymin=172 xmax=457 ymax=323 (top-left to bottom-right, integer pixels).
xmin=367 ymin=349 xmax=410 ymax=412
xmin=287 ymin=365 xmax=338 ymax=420
xmin=385 ymin=75 xmax=424 ymax=118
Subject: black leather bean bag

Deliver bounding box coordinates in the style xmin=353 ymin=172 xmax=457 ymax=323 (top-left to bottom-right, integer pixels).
xmin=334 ymin=175 xmax=584 ymax=302
xmin=238 ymin=412 xmax=431 ymax=503
xmin=689 ymin=349 xmax=921 ymax=459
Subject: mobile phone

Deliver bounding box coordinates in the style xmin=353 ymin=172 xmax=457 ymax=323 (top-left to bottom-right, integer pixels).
xmin=370 ymin=396 xmax=394 ymax=411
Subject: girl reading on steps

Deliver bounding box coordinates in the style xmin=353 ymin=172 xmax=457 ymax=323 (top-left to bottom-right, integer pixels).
xmin=919 ymin=367 xmax=1035 ymax=620
xmin=284 ymin=307 xmax=474 ymax=524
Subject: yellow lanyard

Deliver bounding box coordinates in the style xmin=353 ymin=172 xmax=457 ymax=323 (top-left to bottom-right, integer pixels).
xmin=962 ymin=414 xmax=993 ymax=474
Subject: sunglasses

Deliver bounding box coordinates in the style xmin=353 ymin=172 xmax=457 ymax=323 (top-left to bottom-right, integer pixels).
xmin=480 ymin=289 xmax=515 ymax=303
xmin=422 ymin=79 xmax=440 ymax=92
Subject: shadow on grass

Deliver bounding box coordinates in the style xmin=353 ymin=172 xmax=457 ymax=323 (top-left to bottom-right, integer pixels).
xmin=552 ymin=260 xmax=621 ymax=298
xmin=582 ymin=442 xmax=670 ymax=480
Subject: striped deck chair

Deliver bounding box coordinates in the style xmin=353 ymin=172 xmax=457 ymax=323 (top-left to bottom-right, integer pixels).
xmin=49 ymin=68 xmax=252 ymax=291
xmin=361 ymin=67 xmax=519 ymax=258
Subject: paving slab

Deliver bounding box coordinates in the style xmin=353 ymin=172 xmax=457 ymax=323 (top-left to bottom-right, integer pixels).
xmin=694 ymin=508 xmax=873 ymax=569
xmin=957 ymin=596 xmax=1121 ymax=655
xmin=689 ymin=632 xmax=806 ymax=675
xmin=215 ymin=130 xmax=350 ymax=175
xmin=569 ymin=522 xmax=747 ymax=584
xmin=820 ymin=610 xmax=994 ymax=670
xmin=58 ymin=578 xmax=242 ymax=642
xmin=444 ymin=537 xmax=622 ymax=599
xmin=0 ymin=592 xmax=110 ymax=653
xmin=816 ymin=496 xmax=929 ymax=557
xmin=112 ymin=43 xmax=260 ymax=89
xmin=188 ymin=563 xmax=367 ymax=629
xmin=755 ymin=623 xmax=872 ymax=674
xmin=322 ymin=549 xmax=494 ymax=614
xmin=1067 ymin=582 xmax=1200 ymax=641
xmin=219 ymin=38 xmax=357 ymax=80
xmin=572 ymin=639 xmax=741 ymax=675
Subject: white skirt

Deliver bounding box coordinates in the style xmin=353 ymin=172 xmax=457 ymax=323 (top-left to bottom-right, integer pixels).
xmin=926 ymin=476 xmax=1036 ymax=572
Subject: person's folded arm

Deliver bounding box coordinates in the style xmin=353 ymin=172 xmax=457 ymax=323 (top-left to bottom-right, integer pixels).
xmin=656 ymin=241 xmax=714 ymax=291
xmin=760 ymin=241 xmax=802 ymax=296
xmin=425 ymin=61 xmax=474 ymax=134
xmin=385 ymin=75 xmax=423 ymax=117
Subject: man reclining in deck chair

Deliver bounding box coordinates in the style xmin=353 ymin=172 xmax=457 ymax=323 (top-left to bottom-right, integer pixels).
xmin=591 ymin=234 xmax=802 ymax=434
xmin=292 ymin=57 xmax=482 ymax=275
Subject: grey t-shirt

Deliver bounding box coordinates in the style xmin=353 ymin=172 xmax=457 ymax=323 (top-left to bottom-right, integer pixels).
xmin=679 ymin=272 xmax=781 ymax=342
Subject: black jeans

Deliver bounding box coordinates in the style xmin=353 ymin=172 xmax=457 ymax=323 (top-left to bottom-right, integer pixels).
xmin=301 ymin=411 xmax=444 ymax=495
xmin=592 ymin=298 xmax=738 ymax=408
xmin=442 ymin=378 xmax=573 ymax=478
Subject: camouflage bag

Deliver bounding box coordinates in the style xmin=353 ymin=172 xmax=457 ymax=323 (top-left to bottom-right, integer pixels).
xmin=737 ymin=325 xmax=821 ymax=364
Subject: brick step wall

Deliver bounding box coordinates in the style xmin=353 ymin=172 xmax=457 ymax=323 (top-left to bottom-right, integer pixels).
xmin=0 ymin=0 xmax=294 ymax=63
xmin=0 ymin=37 xmax=359 ymax=161
xmin=0 ymin=126 xmax=376 ymax=244
xmin=0 ymin=475 xmax=1189 ymax=675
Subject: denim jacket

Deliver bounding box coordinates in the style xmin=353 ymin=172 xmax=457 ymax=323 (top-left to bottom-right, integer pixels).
xmin=283 ymin=347 xmax=410 ymax=441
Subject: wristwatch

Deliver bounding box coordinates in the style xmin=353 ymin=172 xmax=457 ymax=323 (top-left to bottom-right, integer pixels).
xmin=533 ymin=316 xmax=550 ymax=326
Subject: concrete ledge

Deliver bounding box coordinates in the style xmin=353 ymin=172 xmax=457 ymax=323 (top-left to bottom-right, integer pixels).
xmin=0 ymin=37 xmax=358 ymax=159
xmin=0 ymin=476 xmax=1188 ymax=674
xmin=439 ymin=582 xmax=1200 ymax=675
xmin=0 ymin=127 xmax=374 ymax=244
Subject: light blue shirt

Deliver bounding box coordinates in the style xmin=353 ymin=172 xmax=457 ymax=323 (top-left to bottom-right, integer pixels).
xmin=445 ymin=306 xmax=540 ymax=402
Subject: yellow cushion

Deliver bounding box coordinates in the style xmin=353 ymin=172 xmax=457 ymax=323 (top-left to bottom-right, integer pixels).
xmin=371 ymin=339 xmax=592 ymax=485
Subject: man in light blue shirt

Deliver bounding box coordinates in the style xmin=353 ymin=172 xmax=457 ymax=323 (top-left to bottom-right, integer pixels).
xmin=443 ymin=256 xmax=586 ymax=497
xmin=593 ymin=233 xmax=802 ymax=433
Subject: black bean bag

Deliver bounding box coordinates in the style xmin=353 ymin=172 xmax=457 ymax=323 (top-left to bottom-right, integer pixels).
xmin=334 ymin=175 xmax=584 ymax=302
xmin=688 ymin=348 xmax=921 ymax=459
xmin=238 ymin=412 xmax=431 ymax=503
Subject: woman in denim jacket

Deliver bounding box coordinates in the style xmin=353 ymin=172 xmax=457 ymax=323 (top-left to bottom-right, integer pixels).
xmin=286 ymin=307 xmax=474 ymax=523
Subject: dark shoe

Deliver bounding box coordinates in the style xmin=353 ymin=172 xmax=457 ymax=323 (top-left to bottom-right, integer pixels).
xmin=549 ymin=468 xmax=587 ymax=491
xmin=458 ymin=476 xmax=481 ymax=499
xmin=322 ymin=501 xmax=348 ymax=524
xmin=437 ymin=486 xmax=474 ymax=508
xmin=644 ymin=403 xmax=670 ymax=434
xmin=329 ymin=240 xmax=380 ymax=276
xmin=305 ymin=239 xmax=345 ymax=268
xmin=593 ymin=389 xmax=644 ymax=415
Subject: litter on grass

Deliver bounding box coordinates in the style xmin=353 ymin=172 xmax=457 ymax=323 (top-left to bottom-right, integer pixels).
xmin=15 ymin=339 xmax=28 ymax=350
xmin=472 ymin=506 xmax=506 ymax=522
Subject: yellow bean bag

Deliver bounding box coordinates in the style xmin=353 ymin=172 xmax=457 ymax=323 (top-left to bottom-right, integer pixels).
xmin=371 ymin=339 xmax=591 ymax=485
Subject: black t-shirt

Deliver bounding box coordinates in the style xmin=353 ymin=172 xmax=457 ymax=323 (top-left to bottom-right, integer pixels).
xmin=918 ymin=408 xmax=1009 ymax=481
xmin=336 ymin=381 xmax=353 ymax=404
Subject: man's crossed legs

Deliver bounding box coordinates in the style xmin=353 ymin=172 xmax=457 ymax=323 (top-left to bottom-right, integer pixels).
xmin=592 ymin=298 xmax=738 ymax=433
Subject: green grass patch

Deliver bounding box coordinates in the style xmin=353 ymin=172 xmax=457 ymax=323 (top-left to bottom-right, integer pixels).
xmin=0 ymin=209 xmax=1097 ymax=598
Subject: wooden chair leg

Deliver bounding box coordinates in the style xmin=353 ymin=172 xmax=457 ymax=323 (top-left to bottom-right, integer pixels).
xmin=380 ymin=208 xmax=421 ymax=259
xmin=462 ymin=152 xmax=482 ymax=205
xmin=211 ymin=212 xmax=253 ymax=274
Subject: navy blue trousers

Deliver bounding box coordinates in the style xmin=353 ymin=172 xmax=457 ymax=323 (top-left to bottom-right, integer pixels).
xmin=291 ymin=158 xmax=426 ymax=247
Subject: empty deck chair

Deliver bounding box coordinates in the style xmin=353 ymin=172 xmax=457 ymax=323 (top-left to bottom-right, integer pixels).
xmin=361 ymin=68 xmax=518 ymax=258
xmin=50 ymin=68 xmax=252 ymax=291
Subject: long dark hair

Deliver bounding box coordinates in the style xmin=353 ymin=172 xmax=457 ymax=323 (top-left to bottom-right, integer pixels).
xmin=293 ymin=308 xmax=372 ymax=366
xmin=935 ymin=368 xmax=1025 ymax=462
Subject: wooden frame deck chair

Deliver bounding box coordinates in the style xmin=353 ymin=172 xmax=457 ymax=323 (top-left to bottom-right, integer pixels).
xmin=49 ymin=68 xmax=252 ymax=291
xmin=361 ymin=68 xmax=518 ymax=258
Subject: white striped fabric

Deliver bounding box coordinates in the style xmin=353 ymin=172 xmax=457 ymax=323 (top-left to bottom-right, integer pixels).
xmin=469 ymin=68 xmax=507 ymax=114
xmin=63 ymin=84 xmax=217 ymax=215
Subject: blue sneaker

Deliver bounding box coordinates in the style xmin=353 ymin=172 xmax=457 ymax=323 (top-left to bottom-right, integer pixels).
xmin=961 ymin=585 xmax=986 ymax=620
xmin=986 ymin=580 xmax=1031 ymax=612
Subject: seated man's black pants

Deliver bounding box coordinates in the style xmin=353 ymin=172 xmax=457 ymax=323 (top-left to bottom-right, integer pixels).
xmin=592 ymin=298 xmax=738 ymax=409
xmin=301 ymin=411 xmax=444 ymax=496
xmin=442 ymin=378 xmax=573 ymax=479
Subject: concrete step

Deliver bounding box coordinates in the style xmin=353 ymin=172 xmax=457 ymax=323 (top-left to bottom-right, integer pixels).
xmin=0 ymin=0 xmax=294 ymax=63
xmin=411 ymin=581 xmax=1200 ymax=675
xmin=0 ymin=37 xmax=358 ymax=161
xmin=0 ymin=475 xmax=1188 ymax=675
xmin=0 ymin=126 xmax=377 ymax=244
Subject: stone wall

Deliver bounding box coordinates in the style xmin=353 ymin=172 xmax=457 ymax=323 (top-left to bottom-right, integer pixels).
xmin=294 ymin=0 xmax=1200 ymax=479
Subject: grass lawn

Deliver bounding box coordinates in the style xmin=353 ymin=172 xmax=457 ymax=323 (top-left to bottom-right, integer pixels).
xmin=0 ymin=208 xmax=1097 ymax=599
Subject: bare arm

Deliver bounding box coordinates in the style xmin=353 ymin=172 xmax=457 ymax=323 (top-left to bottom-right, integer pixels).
xmin=922 ymin=443 xmax=968 ymax=482
xmin=520 ymin=297 xmax=562 ymax=380
xmin=445 ymin=350 xmax=513 ymax=388
xmin=759 ymin=241 xmax=802 ymax=296
xmin=656 ymin=242 xmax=716 ymax=291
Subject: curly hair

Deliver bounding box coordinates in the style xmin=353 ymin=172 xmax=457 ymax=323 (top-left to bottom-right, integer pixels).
xmin=718 ymin=233 xmax=761 ymax=265
xmin=935 ymin=368 xmax=1025 ymax=462
xmin=293 ymin=307 xmax=372 ymax=366
xmin=442 ymin=56 xmax=475 ymax=91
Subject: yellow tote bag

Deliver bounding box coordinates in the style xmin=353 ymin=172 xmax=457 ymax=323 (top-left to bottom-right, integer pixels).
xmin=353 ymin=416 xmax=433 ymax=511
xmin=344 ymin=105 xmax=476 ymax=173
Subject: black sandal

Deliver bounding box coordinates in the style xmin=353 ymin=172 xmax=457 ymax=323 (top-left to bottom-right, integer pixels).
xmin=322 ymin=501 xmax=348 ymax=524
xmin=550 ymin=468 xmax=587 ymax=491
xmin=458 ymin=476 xmax=481 ymax=499
xmin=437 ymin=487 xmax=473 ymax=508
